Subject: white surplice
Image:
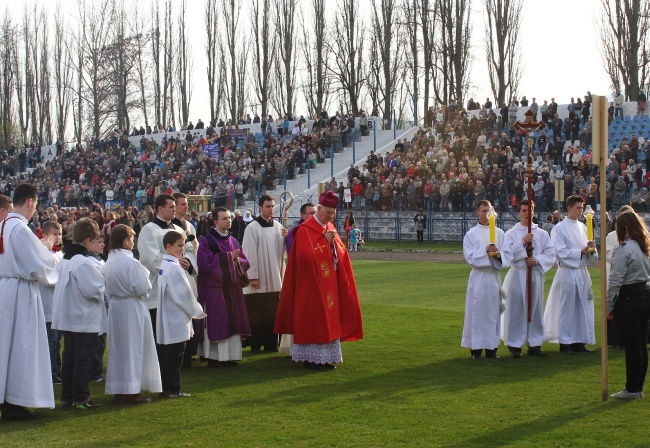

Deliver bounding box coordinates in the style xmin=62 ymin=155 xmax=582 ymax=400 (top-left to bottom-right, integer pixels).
xmin=38 ymin=251 xmax=63 ymax=322
xmin=157 ymin=255 xmax=206 ymax=345
xmin=543 ymin=218 xmax=598 ymax=345
xmin=461 ymin=223 xmax=507 ymax=350
xmin=52 ymin=253 xmax=106 ymax=334
xmin=0 ymin=213 xmax=58 ymax=408
xmin=241 ymin=220 xmax=285 ymax=294
xmin=103 ymin=249 xmax=161 ymax=395
xmin=500 ymin=223 xmax=556 ymax=348
xmin=138 ymin=222 xmax=196 ymax=310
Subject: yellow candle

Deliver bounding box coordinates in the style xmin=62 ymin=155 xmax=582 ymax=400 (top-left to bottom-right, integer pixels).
xmin=586 ymin=212 xmax=593 ymax=241
xmin=488 ymin=214 xmax=496 ymax=244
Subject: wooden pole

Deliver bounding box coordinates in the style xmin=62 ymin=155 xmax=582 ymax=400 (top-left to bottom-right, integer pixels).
xmin=593 ymin=95 xmax=609 ymax=401
xmin=525 ymin=141 xmax=534 ymax=322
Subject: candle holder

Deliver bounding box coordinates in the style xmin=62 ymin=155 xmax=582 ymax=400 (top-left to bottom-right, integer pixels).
xmin=584 ymin=204 xmax=596 ymax=254
xmin=487 ymin=205 xmax=500 ymax=258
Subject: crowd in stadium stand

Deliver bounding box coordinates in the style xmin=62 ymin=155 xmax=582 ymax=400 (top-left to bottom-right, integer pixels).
xmin=2 ymin=91 xmax=650 ymax=243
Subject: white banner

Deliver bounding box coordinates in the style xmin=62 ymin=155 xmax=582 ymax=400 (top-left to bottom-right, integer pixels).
xmin=42 ymin=145 xmax=57 ymax=163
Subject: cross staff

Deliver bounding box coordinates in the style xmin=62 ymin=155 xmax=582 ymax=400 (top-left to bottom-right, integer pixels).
xmin=515 ymin=110 xmax=546 ymax=323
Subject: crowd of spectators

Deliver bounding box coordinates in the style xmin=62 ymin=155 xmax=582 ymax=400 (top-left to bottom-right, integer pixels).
xmin=3 ymin=90 xmax=650 ymax=239
xmin=0 ymin=108 xmax=379 ymax=244
xmin=326 ymin=92 xmax=650 ymax=214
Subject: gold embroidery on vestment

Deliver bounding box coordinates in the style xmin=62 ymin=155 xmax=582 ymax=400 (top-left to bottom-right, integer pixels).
xmin=321 ymin=262 xmax=331 ymax=278
xmin=327 ymin=293 xmax=334 ymax=309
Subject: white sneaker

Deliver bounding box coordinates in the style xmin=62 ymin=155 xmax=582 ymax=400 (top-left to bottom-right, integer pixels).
xmin=610 ymin=389 xmax=643 ymax=399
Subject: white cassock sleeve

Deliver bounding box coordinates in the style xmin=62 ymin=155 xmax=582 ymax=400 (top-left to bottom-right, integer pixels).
xmin=138 ymin=224 xmax=164 ymax=275
xmin=166 ymin=265 xmax=206 ymax=320
xmin=552 ymin=225 xmax=583 ymax=268
xmin=73 ymin=258 xmax=106 ymax=302
xmin=14 ymin=226 xmax=58 ymax=284
xmin=242 ymin=224 xmax=259 ymax=280
xmin=129 ymin=260 xmax=152 ymax=300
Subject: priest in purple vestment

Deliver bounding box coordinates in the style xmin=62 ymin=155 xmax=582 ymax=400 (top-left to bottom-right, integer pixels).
xmin=197 ymin=207 xmax=251 ymax=367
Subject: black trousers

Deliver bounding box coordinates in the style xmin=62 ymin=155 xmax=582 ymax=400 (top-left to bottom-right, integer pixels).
xmin=160 ymin=341 xmax=186 ymax=394
xmin=61 ymin=331 xmax=99 ymax=403
xmin=91 ymin=333 xmax=106 ymax=379
xmin=244 ymin=292 xmax=280 ymax=351
xmin=416 ymin=230 xmax=424 ymax=244
xmin=150 ymin=308 xmax=162 ymax=361
xmin=614 ymin=282 xmax=650 ymax=393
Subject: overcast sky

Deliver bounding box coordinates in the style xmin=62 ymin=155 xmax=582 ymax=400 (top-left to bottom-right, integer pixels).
xmin=0 ymin=0 xmax=611 ymax=123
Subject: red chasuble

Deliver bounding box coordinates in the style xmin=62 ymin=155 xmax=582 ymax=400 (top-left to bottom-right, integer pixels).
xmin=275 ymin=216 xmax=363 ymax=345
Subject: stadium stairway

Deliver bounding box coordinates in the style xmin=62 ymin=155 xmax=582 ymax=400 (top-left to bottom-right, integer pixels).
xmin=243 ymin=126 xmax=419 ymax=218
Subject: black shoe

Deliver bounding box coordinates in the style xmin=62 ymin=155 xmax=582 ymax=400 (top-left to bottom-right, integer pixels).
xmin=560 ymin=344 xmax=575 ymax=355
xmin=471 ymin=355 xmax=483 ymax=360
xmin=1 ymin=403 xmax=42 ymax=421
xmin=508 ymin=347 xmax=522 ymax=358
xmin=207 ymin=360 xmax=220 ymax=368
xmin=219 ymin=361 xmax=240 ymax=367
xmin=485 ymin=349 xmax=499 ymax=359
xmin=89 ymin=375 xmax=104 ymax=383
xmin=72 ymin=401 xmax=103 ymax=410
xmin=263 ymin=346 xmax=279 ymax=353
xmin=527 ymin=347 xmax=548 ymax=357
xmin=52 ymin=376 xmax=62 ymax=384
xmin=572 ymin=344 xmax=596 ymax=353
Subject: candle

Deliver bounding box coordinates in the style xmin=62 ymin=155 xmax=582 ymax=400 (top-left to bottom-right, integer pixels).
xmin=488 ymin=206 xmax=497 ymax=244
xmin=584 ymin=205 xmax=594 ymax=241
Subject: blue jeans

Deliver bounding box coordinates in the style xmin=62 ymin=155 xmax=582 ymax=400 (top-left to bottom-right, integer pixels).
xmin=46 ymin=322 xmax=61 ymax=378
xmin=61 ymin=331 xmax=99 ymax=404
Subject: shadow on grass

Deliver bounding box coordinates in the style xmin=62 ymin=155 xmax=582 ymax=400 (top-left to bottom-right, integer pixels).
xmin=227 ymin=350 xmax=603 ymax=408
xmin=442 ymin=400 xmax=627 ymax=448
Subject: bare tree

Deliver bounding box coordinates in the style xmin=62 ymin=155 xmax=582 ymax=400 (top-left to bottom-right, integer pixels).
xmin=484 ymin=0 xmax=523 ymax=107
xmin=598 ymin=0 xmax=650 ymax=100
xmin=162 ymin=0 xmax=176 ymax=129
xmin=300 ymin=0 xmax=330 ymax=117
xmin=236 ymin=43 xmax=250 ymax=122
xmin=274 ymin=0 xmax=298 ymax=117
xmin=370 ymin=0 xmax=404 ymax=129
xmin=251 ymin=0 xmax=276 ymax=122
xmin=328 ymin=0 xmax=367 ymax=116
xmin=403 ymin=0 xmax=419 ymax=124
xmin=131 ymin=4 xmax=151 ymax=132
xmin=72 ymin=0 xmax=116 ymax=138
xmin=177 ymin=0 xmax=192 ymax=128
xmin=420 ymin=0 xmax=437 ymax=125
xmin=54 ymin=9 xmax=72 ymax=143
xmin=205 ymin=0 xmax=224 ymax=124
xmin=16 ymin=7 xmax=34 ymax=145
xmin=151 ymin=0 xmax=162 ymax=129
xmin=37 ymin=10 xmax=53 ymax=145
xmin=222 ymin=0 xmax=242 ymax=123
xmin=0 ymin=13 xmax=17 ymax=149
xmin=432 ymin=0 xmax=472 ymax=105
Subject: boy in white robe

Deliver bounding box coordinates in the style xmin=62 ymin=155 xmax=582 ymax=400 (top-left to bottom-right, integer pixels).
xmin=462 ymin=200 xmax=508 ymax=360
xmin=157 ymin=231 xmax=205 ymax=398
xmin=0 ymin=185 xmax=58 ymax=420
xmin=52 ymin=218 xmax=107 ymax=410
xmin=38 ymin=222 xmax=64 ymax=383
xmin=543 ymin=195 xmax=598 ymax=354
xmin=500 ymin=200 xmax=555 ymax=357
xmin=103 ymin=225 xmax=161 ymax=404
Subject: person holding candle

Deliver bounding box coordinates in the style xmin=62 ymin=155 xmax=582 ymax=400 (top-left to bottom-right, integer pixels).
xmin=543 ymin=195 xmax=598 ymax=355
xmin=606 ymin=211 xmax=650 ymax=399
xmin=461 ymin=200 xmax=508 ymax=360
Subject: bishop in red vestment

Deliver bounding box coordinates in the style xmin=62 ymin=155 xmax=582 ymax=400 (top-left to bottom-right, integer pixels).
xmin=274 ymin=191 xmax=363 ymax=370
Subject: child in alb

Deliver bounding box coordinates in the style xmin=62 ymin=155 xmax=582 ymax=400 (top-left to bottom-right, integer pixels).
xmin=52 ymin=218 xmax=106 ymax=410
xmin=157 ymin=231 xmax=206 ymax=398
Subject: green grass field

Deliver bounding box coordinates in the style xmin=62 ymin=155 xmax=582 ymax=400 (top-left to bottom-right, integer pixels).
xmin=0 ymin=260 xmax=643 ymax=447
